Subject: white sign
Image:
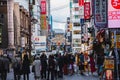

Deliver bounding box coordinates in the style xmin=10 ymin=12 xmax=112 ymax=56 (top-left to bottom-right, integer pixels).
xmin=79 ymin=6 xmax=84 ymax=16
xmin=108 ymin=0 xmax=120 ymax=28
xmin=34 ymin=36 xmax=46 ymax=51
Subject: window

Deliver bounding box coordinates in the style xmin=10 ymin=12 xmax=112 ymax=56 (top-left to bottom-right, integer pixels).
xmin=73 ymin=22 xmax=80 ymax=26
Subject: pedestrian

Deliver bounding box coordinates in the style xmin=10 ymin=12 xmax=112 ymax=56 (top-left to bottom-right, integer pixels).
xmin=89 ymin=54 xmax=96 ymax=75
xmin=47 ymin=55 xmax=55 ymax=80
xmin=12 ymin=55 xmax=22 ymax=80
xmin=40 ymin=52 xmax=47 ymax=79
xmin=32 ymin=56 xmax=41 ymax=80
xmin=1 ymin=54 xmax=10 ymax=80
xmin=22 ymin=54 xmax=30 ymax=80
xmin=79 ymin=52 xmax=84 ymax=75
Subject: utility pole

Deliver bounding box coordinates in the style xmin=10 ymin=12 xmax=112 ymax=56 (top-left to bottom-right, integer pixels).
xmin=47 ymin=0 xmax=51 ymax=51
xmin=28 ymin=0 xmax=32 ymax=57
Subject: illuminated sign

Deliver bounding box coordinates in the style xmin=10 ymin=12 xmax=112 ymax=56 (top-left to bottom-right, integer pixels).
xmin=108 ymin=0 xmax=120 ymax=28
xmin=40 ymin=0 xmax=46 ymax=14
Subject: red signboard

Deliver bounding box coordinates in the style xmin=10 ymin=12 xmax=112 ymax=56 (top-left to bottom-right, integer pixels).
xmin=40 ymin=0 xmax=46 ymax=14
xmin=84 ymin=2 xmax=90 ymax=20
xmin=111 ymin=0 xmax=120 ymax=9
xmin=79 ymin=0 xmax=84 ymax=6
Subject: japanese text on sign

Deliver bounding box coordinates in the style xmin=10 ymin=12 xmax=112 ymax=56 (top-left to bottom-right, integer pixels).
xmin=95 ymin=0 xmax=107 ymax=24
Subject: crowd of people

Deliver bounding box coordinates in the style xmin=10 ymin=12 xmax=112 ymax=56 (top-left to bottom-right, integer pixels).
xmin=0 ymin=51 xmax=101 ymax=80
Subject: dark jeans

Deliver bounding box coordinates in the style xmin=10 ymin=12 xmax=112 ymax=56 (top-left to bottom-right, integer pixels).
xmin=23 ymin=73 xmax=29 ymax=80
xmin=1 ymin=71 xmax=7 ymax=80
xmin=41 ymin=69 xmax=46 ymax=79
xmin=47 ymin=69 xmax=55 ymax=80
xmin=14 ymin=73 xmax=20 ymax=80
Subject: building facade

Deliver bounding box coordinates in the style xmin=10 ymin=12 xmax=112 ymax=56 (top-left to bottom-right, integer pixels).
xmin=0 ymin=0 xmax=30 ymax=56
xmin=71 ymin=0 xmax=82 ymax=53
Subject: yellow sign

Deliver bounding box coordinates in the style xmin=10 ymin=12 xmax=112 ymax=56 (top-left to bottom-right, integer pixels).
xmin=104 ymin=58 xmax=114 ymax=70
xmin=69 ymin=23 xmax=72 ymax=31
xmin=116 ymin=35 xmax=120 ymax=48
xmin=40 ymin=15 xmax=47 ymax=30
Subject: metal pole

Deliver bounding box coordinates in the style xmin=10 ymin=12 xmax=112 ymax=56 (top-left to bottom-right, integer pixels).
xmin=28 ymin=0 xmax=32 ymax=57
xmin=114 ymin=31 xmax=119 ymax=80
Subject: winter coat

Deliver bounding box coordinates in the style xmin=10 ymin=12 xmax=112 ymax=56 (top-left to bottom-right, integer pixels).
xmin=2 ymin=57 xmax=10 ymax=72
xmin=22 ymin=55 xmax=30 ymax=74
xmin=33 ymin=59 xmax=41 ymax=77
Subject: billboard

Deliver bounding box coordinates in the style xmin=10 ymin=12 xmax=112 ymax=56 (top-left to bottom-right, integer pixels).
xmin=40 ymin=0 xmax=46 ymax=14
xmin=34 ymin=36 xmax=46 ymax=51
xmin=108 ymin=0 xmax=120 ymax=28
xmin=40 ymin=15 xmax=47 ymax=30
xmin=94 ymin=0 xmax=107 ymax=28
xmin=84 ymin=2 xmax=90 ymax=20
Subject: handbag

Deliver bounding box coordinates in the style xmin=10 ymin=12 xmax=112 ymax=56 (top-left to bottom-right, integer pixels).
xmin=32 ymin=65 xmax=35 ymax=72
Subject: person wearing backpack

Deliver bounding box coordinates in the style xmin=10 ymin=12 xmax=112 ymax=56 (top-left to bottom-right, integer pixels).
xmin=13 ymin=55 xmax=22 ymax=80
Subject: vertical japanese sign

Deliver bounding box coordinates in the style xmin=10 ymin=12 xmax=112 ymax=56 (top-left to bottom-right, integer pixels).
xmin=94 ymin=0 xmax=107 ymax=28
xmin=40 ymin=0 xmax=46 ymax=14
xmin=40 ymin=15 xmax=47 ymax=30
xmin=79 ymin=0 xmax=84 ymax=17
xmin=79 ymin=0 xmax=84 ymax=6
xmin=108 ymin=0 xmax=120 ymax=28
xmin=84 ymin=2 xmax=90 ymax=20
xmin=40 ymin=0 xmax=47 ymax=30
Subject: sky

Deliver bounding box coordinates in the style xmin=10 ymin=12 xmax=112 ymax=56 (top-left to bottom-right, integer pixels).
xmin=51 ymin=0 xmax=70 ymax=30
xmin=14 ymin=0 xmax=70 ymax=30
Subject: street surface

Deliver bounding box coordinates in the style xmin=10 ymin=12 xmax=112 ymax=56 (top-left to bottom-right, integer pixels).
xmin=7 ymin=69 xmax=99 ymax=80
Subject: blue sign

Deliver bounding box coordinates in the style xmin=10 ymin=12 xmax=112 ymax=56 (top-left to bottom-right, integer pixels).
xmin=80 ymin=19 xmax=84 ymax=25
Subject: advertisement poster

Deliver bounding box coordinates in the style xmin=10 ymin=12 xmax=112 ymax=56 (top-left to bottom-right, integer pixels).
xmin=40 ymin=0 xmax=46 ymax=14
xmin=94 ymin=0 xmax=107 ymax=27
xmin=84 ymin=2 xmax=90 ymax=20
xmin=104 ymin=57 xmax=114 ymax=70
xmin=105 ymin=70 xmax=114 ymax=80
xmin=116 ymin=35 xmax=120 ymax=48
xmin=108 ymin=0 xmax=120 ymax=28
xmin=40 ymin=15 xmax=47 ymax=30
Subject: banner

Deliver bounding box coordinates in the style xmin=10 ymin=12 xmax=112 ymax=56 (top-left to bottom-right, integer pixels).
xmin=84 ymin=2 xmax=90 ymax=20
xmin=40 ymin=15 xmax=47 ymax=30
xmin=40 ymin=0 xmax=46 ymax=14
xmin=108 ymin=0 xmax=120 ymax=28
xmin=79 ymin=0 xmax=84 ymax=6
xmin=94 ymin=0 xmax=107 ymax=27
